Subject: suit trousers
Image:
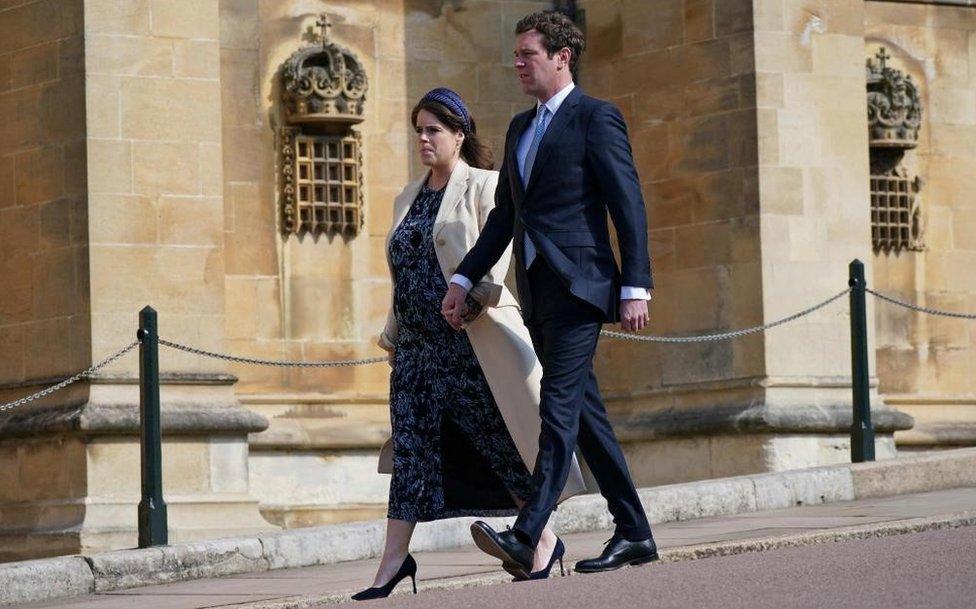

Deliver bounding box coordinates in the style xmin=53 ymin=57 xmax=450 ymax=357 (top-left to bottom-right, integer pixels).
xmin=512 ymin=256 xmax=652 ymax=546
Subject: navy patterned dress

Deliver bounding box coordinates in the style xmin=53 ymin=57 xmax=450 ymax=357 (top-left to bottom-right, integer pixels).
xmin=387 ymin=182 xmax=535 ymax=522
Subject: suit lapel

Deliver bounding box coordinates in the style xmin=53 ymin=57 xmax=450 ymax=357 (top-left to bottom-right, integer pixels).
xmin=525 ymin=86 xmax=582 ymax=193
xmin=508 ymin=109 xmax=534 ymax=202
xmin=433 ymin=160 xmax=470 ymax=239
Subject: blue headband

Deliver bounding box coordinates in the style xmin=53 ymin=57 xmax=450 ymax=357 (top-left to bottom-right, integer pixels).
xmin=420 ymin=87 xmax=472 ymax=134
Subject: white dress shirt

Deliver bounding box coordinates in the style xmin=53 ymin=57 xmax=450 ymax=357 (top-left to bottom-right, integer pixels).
xmin=451 ymin=82 xmax=650 ymax=301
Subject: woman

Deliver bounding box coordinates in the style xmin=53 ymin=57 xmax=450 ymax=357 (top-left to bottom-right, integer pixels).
xmin=354 ymin=89 xmax=586 ymax=601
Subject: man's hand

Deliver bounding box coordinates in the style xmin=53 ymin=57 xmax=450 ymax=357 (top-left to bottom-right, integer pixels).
xmin=386 ymin=348 xmax=395 ymax=368
xmin=441 ymin=283 xmax=469 ymax=330
xmin=619 ymin=299 xmax=648 ymax=333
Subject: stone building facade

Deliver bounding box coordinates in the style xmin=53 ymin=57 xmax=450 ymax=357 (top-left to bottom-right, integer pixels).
xmin=0 ymin=0 xmax=973 ymax=561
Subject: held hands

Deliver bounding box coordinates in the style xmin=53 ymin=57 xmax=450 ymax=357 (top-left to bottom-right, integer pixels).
xmin=619 ymin=299 xmax=649 ymax=333
xmin=441 ymin=283 xmax=469 ymax=330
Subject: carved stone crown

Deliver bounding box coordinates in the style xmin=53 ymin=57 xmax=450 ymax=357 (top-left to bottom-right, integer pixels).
xmin=282 ymin=15 xmax=368 ymax=125
xmin=866 ymin=47 xmax=921 ymax=149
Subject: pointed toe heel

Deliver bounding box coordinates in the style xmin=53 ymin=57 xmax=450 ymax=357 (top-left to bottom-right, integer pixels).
xmin=351 ymin=554 xmax=418 ymax=601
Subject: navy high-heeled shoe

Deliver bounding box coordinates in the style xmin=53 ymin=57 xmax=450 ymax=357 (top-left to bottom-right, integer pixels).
xmin=351 ymin=554 xmax=418 ymax=601
xmin=510 ymin=537 xmax=565 ymax=581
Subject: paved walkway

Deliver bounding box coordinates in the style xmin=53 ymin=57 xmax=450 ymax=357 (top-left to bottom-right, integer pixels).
xmin=17 ymin=487 xmax=976 ymax=609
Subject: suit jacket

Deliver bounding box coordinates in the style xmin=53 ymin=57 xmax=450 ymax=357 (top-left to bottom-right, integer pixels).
xmin=377 ymin=160 xmax=586 ymax=502
xmin=456 ymin=86 xmax=652 ymax=322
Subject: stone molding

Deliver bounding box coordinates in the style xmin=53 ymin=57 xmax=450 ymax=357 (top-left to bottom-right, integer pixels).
xmin=611 ymin=403 xmax=914 ymax=442
xmin=0 ymin=402 xmax=267 ymax=440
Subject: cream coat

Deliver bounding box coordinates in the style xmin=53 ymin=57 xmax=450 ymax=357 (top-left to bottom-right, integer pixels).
xmin=376 ymin=160 xmax=586 ymax=504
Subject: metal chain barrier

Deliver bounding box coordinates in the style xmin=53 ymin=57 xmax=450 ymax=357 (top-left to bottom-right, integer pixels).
xmin=0 ymin=341 xmax=139 ymax=413
xmin=866 ymin=288 xmax=976 ymax=320
xmin=13 ymin=284 xmax=970 ymax=412
xmin=158 ymin=338 xmax=387 ymax=368
xmin=600 ymin=287 xmax=852 ymax=343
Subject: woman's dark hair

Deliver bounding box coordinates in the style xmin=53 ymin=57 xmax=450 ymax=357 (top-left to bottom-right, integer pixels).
xmin=515 ymin=10 xmax=586 ymax=79
xmin=411 ymin=100 xmax=494 ymax=170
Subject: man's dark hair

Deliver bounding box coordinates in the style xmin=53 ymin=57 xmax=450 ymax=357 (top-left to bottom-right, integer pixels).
xmin=515 ymin=10 xmax=585 ymax=78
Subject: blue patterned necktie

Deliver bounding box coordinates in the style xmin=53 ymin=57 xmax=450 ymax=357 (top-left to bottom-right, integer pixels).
xmin=521 ymin=105 xmax=550 ymax=187
xmin=520 ymin=105 xmax=550 ymax=268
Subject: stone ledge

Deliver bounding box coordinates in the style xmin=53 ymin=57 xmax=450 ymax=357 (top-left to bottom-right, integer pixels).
xmin=0 ymin=403 xmax=268 ymax=440
xmin=2 ymin=447 xmax=975 ymax=606
xmin=0 ymin=556 xmax=94 ymax=605
xmin=613 ymin=403 xmax=914 ymax=441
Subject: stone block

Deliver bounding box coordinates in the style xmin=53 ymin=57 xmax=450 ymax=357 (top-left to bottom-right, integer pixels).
xmin=159 ymin=196 xmax=222 ymax=246
xmin=85 ymin=0 xmax=150 ymax=35
xmin=32 ymin=247 xmax=78 ymax=318
xmin=89 ymin=194 xmax=157 ymax=245
xmin=621 ymin=0 xmax=683 ymax=54
xmin=221 ymin=126 xmax=265 ymax=183
xmin=219 ymin=0 xmax=260 ymax=51
xmin=219 ymin=49 xmax=260 ymax=128
xmin=38 ymin=197 xmax=72 ymax=250
xmin=174 ymin=39 xmax=220 ymax=79
xmin=88 ymin=537 xmax=266 ymax=592
xmin=760 ymin=166 xmax=804 ymax=215
xmin=120 ymin=77 xmax=221 ymax=142
xmin=715 ymin=0 xmax=753 ymax=37
xmin=0 ymin=252 xmax=34 ymax=325
xmin=683 ymin=76 xmax=743 ymax=118
xmin=260 ymin=520 xmax=385 ymax=570
xmin=0 ymin=556 xmax=94 ymax=606
xmin=0 ymin=324 xmax=25 ymax=382
xmin=87 ymin=139 xmax=132 ymax=194
xmin=684 ymin=0 xmax=714 ymax=43
xmin=0 ymin=53 xmax=9 ymax=92
xmin=0 ymin=0 xmax=62 ymax=55
xmin=0 ymin=155 xmax=13 ymax=209
xmin=84 ymin=75 xmax=121 ymax=139
xmin=132 ymin=141 xmax=201 ymax=196
xmin=670 ymin=114 xmax=731 ymax=176
xmin=86 ymin=34 xmax=173 ymax=76
xmin=442 ymin=0 xmax=504 ymax=64
xmin=9 ymin=41 xmax=58 ymax=89
xmin=149 ymin=0 xmax=219 ymax=40
xmin=852 ymin=448 xmax=976 ymax=499
xmin=15 ymin=146 xmax=62 ymax=206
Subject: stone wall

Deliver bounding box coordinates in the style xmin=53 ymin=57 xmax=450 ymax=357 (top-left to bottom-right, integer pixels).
xmin=580 ymin=0 xmax=763 ymax=404
xmin=0 ymin=0 xmax=90 ymax=400
xmin=864 ymin=1 xmax=976 ymax=448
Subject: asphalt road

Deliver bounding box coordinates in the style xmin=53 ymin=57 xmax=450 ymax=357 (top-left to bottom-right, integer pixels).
xmin=332 ymin=526 xmax=976 ymax=609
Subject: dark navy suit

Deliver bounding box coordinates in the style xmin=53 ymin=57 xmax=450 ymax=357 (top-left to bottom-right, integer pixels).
xmin=456 ymin=86 xmax=653 ymax=545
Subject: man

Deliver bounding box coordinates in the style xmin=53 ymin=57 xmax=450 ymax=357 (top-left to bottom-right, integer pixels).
xmin=440 ymin=10 xmax=657 ymax=579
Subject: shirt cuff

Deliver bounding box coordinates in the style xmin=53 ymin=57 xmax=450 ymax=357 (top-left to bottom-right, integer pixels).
xmin=450 ymin=274 xmax=473 ymax=292
xmin=621 ymin=286 xmax=651 ymax=301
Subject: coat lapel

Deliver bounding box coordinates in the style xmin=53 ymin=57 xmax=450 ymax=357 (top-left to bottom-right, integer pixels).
xmin=433 ymin=160 xmax=470 ymax=239
xmin=525 ymin=86 xmax=582 ymax=194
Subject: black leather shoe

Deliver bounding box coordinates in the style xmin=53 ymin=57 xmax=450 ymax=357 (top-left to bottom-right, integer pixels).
xmin=351 ymin=554 xmax=417 ymax=601
xmin=573 ymin=535 xmax=658 ymax=573
xmin=470 ymin=521 xmax=534 ymax=580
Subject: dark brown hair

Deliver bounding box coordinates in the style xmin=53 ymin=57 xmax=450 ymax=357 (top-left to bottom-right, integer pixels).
xmin=411 ymin=100 xmax=494 ymax=170
xmin=515 ymin=10 xmax=586 ymax=78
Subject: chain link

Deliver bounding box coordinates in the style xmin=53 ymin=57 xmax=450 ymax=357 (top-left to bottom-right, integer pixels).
xmin=600 ymin=288 xmax=852 ymax=343
xmin=158 ymin=339 xmax=387 ymax=368
xmin=0 ymin=341 xmax=139 ymax=413
xmin=866 ymin=288 xmax=976 ymax=320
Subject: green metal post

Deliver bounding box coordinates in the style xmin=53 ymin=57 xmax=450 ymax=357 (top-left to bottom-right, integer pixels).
xmin=848 ymin=260 xmax=875 ymax=463
xmin=137 ymin=306 xmax=168 ymax=547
